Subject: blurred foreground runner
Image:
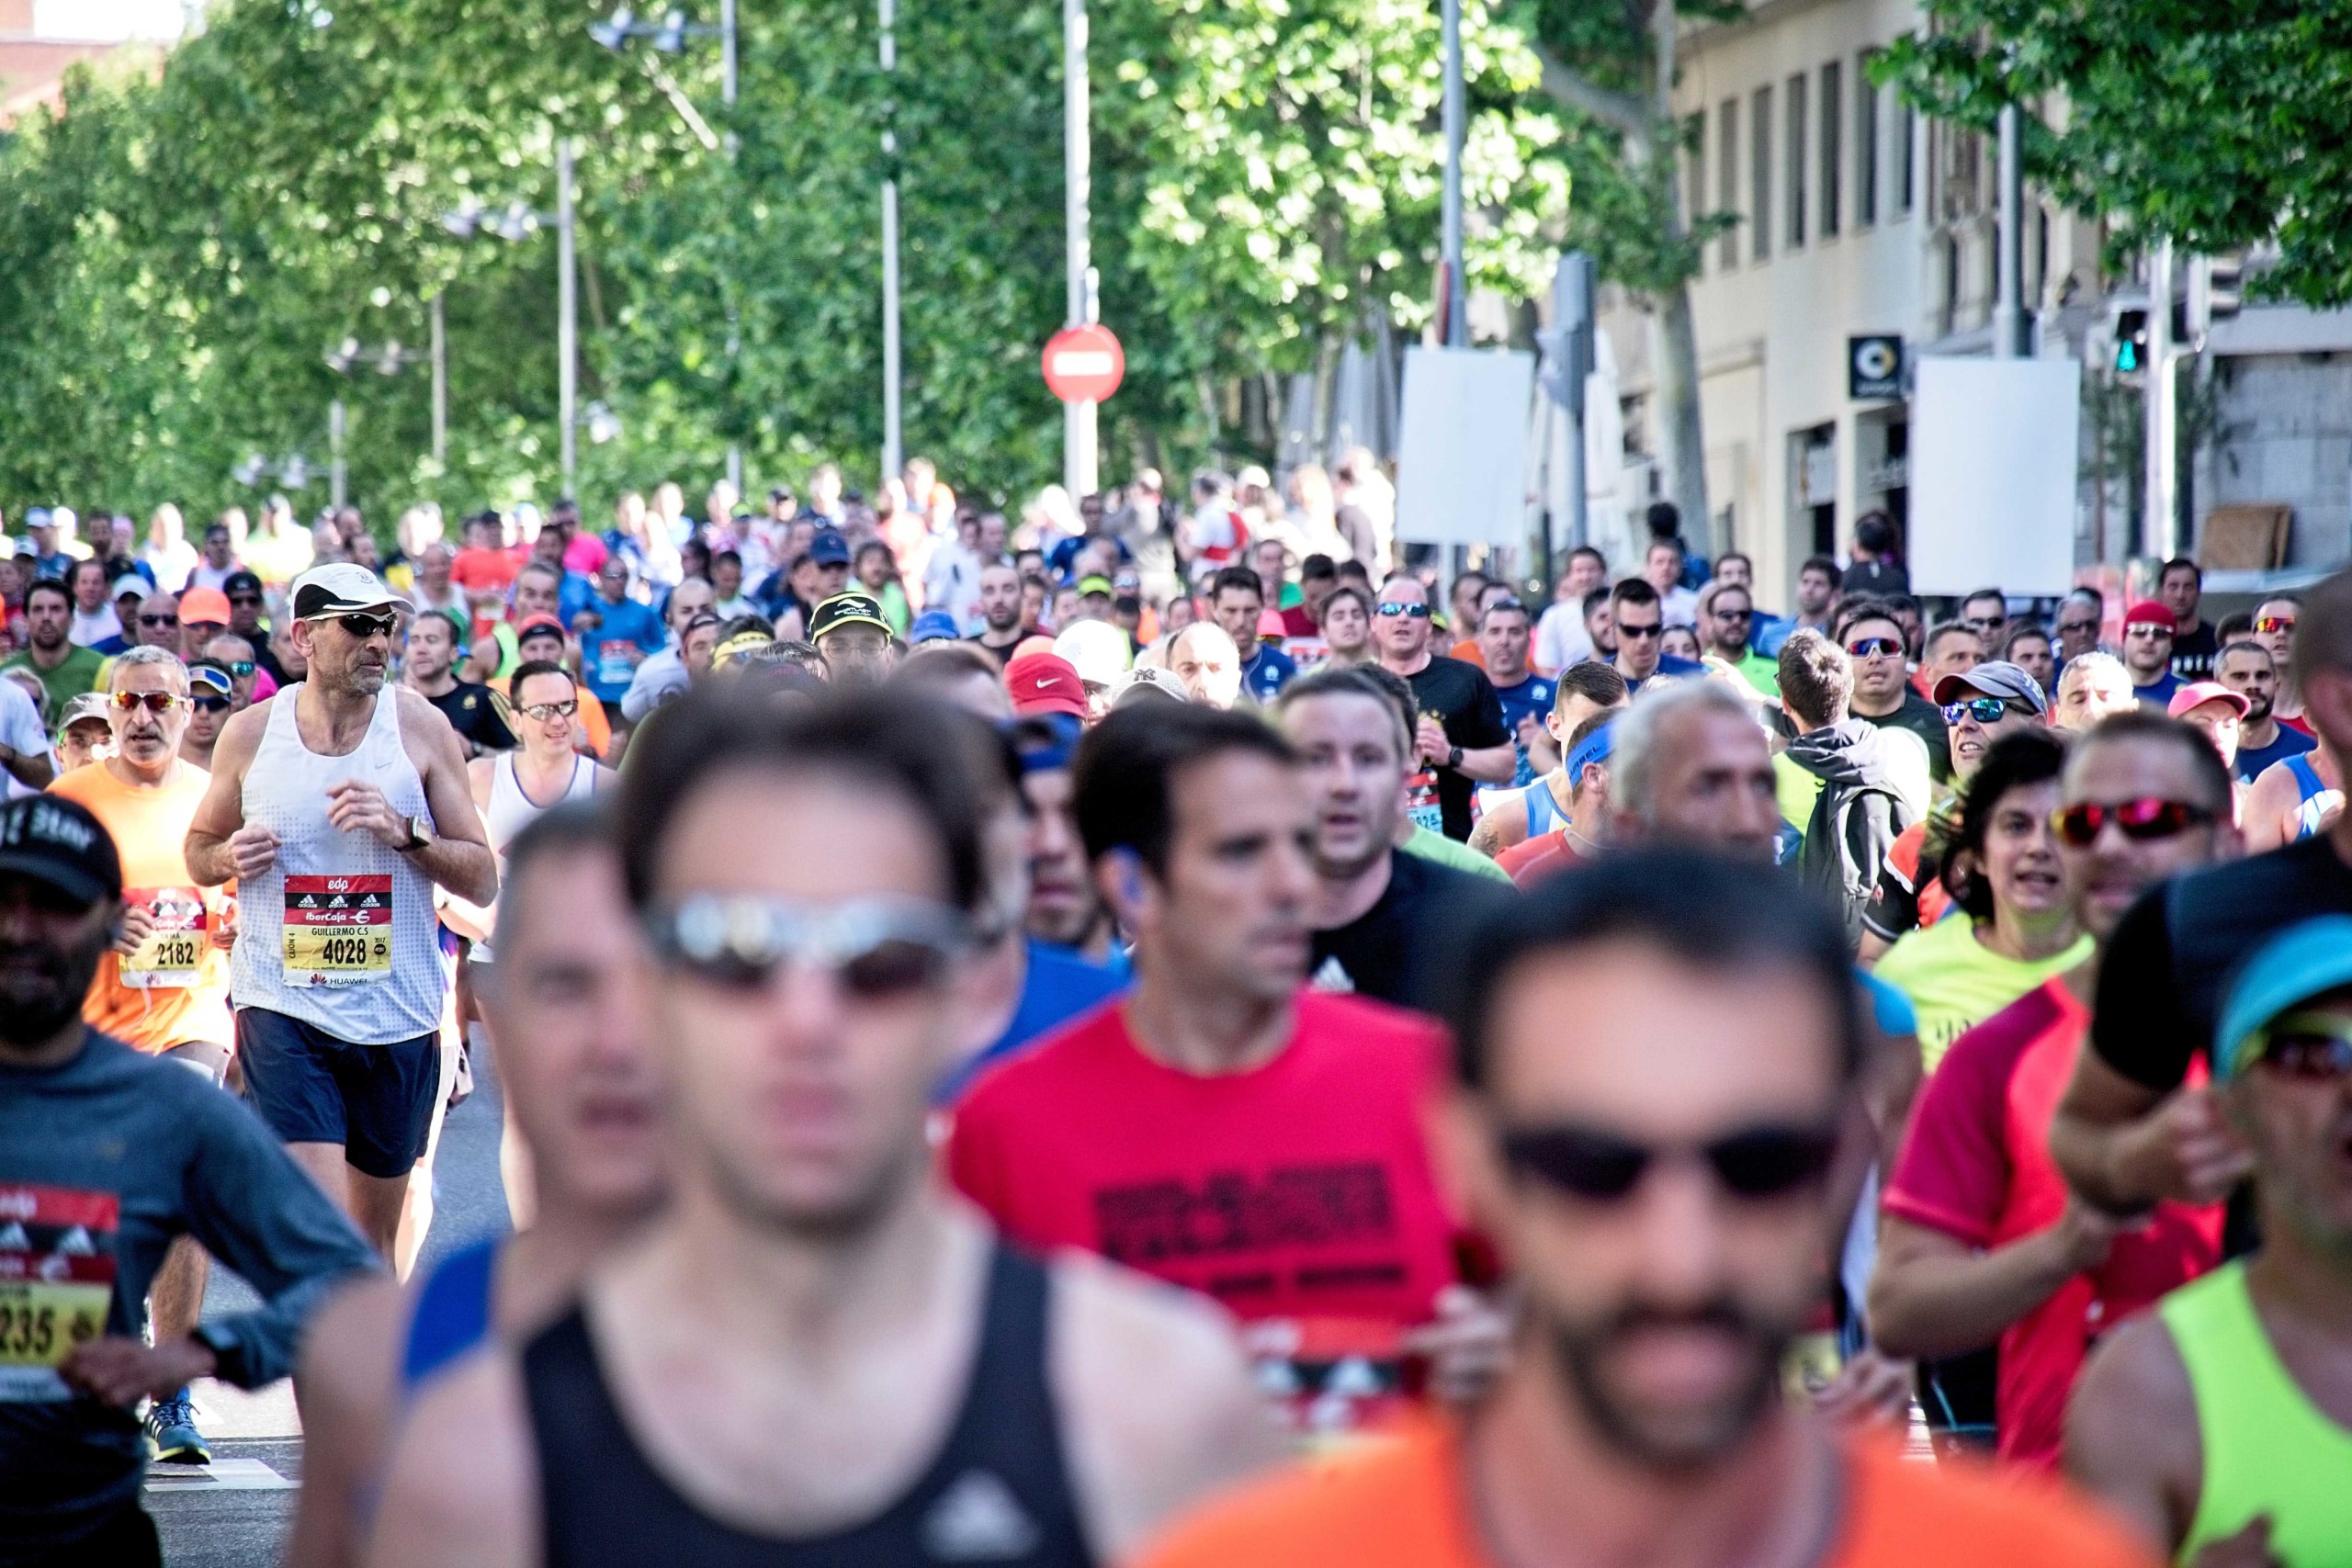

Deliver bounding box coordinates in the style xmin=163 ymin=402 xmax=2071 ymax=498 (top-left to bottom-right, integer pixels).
xmin=368 ymin=688 xmax=1277 ymax=1568
xmin=1134 ymin=851 xmax=2155 ymax=1568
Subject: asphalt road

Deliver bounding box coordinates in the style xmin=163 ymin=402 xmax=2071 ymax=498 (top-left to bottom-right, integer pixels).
xmin=149 ymin=1030 xmax=512 ymax=1567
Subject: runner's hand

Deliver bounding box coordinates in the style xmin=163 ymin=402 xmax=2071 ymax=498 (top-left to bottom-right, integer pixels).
xmin=1813 ymin=1346 xmax=1912 ymax=1430
xmin=112 ymin=903 xmax=155 ymax=957
xmin=1404 ymin=1285 xmax=1512 ymax=1406
xmin=210 ymin=897 xmax=237 ymax=949
xmin=324 ymin=779 xmax=411 ymax=849
xmin=1415 ymin=716 xmax=1453 ymax=769
xmin=2117 ymin=1083 xmax=2255 ymax=1208
xmin=59 ymin=1335 xmax=218 ymax=1407
xmin=2052 ymin=1194 xmax=2125 ymax=1273
xmin=227 ymin=823 xmax=280 ymax=879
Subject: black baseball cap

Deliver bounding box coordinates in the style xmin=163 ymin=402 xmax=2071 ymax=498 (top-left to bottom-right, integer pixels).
xmin=221 ymin=570 xmax=265 ymax=600
xmin=808 ymin=592 xmax=893 ymax=641
xmin=0 ymin=795 xmax=122 ymax=908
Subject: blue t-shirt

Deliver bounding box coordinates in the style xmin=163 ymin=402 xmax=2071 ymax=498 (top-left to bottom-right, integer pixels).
xmin=940 ymin=939 xmax=1129 ymax=1100
xmin=2235 ymin=722 xmax=2317 ymax=785
xmin=1238 ymin=642 xmax=1298 ymax=703
xmin=1492 ymin=673 xmax=1556 ymax=786
xmin=578 ymin=596 xmax=668 ymax=704
xmin=2133 ymin=670 xmax=2186 ymax=710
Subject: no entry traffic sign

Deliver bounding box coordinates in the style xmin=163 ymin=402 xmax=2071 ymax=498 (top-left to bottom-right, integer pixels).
xmin=1042 ymin=324 xmax=1125 ymax=404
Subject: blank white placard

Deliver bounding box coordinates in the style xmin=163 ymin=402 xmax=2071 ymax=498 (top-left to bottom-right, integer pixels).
xmin=1396 ymin=347 xmax=1536 ymax=548
xmin=1909 ymin=356 xmax=2082 ymax=596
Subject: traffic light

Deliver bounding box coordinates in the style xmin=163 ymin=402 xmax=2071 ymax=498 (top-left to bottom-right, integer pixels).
xmin=2187 ymin=253 xmax=2245 ymax=342
xmin=2111 ymin=306 xmax=2149 ymax=374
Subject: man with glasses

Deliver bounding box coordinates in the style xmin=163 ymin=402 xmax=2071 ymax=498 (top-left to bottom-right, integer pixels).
xmin=1606 ymin=578 xmax=1704 ymax=695
xmin=370 ymin=687 xmax=1276 ymax=1568
xmin=2070 ymin=915 xmax=2352 ymax=1561
xmin=2054 ymin=589 xmax=2106 ymax=667
xmin=1857 ymin=661 xmax=2052 ymax=964
xmin=1373 ymin=576 xmax=1512 ymax=840
xmin=125 ymin=591 xmax=180 ymax=656
xmin=2251 ymin=594 xmax=2310 ymax=735
xmin=2156 ymin=557 xmax=2218 ymax=678
xmin=186 ymin=563 xmax=497 ymax=1268
xmin=1834 ymin=597 xmax=1947 ymax=780
xmin=200 ymin=633 xmax=270 ymax=711
xmin=49 ymin=646 xmax=246 ymax=1465
xmin=2216 ymin=638 xmax=2315 ymax=785
xmin=1871 ymin=713 xmax=2235 ymax=1470
xmin=2120 ymin=599 xmax=2184 ymax=709
xmin=1699 ymin=581 xmax=1779 ymax=696
xmin=1960 ymin=588 xmax=2009 ymax=645
xmin=178 ymin=662 xmax=233 ymax=771
xmin=1136 ymin=851 xmax=2143 ymax=1568
xmin=402 ymin=608 xmax=517 ymax=759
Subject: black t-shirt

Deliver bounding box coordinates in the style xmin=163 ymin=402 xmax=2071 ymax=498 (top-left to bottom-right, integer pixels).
xmin=1308 ymin=848 xmax=1510 ymax=1010
xmin=1405 ymin=656 xmax=1509 ymax=840
xmin=425 ymin=680 xmax=518 ymax=751
xmin=1860 ymin=687 xmax=1952 ymax=784
xmin=2170 ymin=620 xmax=2220 ymax=680
xmin=253 ymin=639 xmax=291 ymax=687
xmin=968 ymin=630 xmax=1027 ymax=670
xmin=2092 ymin=835 xmax=2352 ymax=1091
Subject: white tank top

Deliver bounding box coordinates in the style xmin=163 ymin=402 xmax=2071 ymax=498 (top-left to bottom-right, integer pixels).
xmin=230 ymin=683 xmax=446 ymax=1043
xmin=464 ymin=750 xmax=599 ymax=964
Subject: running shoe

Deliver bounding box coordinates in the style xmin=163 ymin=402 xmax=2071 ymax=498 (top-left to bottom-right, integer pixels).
xmin=144 ymin=1392 xmax=210 ymax=1465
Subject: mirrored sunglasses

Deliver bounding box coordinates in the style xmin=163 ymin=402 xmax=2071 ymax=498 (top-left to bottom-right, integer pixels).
xmin=2052 ymin=797 xmax=2215 ymax=847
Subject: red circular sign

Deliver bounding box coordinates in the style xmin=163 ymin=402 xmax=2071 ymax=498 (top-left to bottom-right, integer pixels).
xmin=1041 ymin=324 xmax=1125 ymax=404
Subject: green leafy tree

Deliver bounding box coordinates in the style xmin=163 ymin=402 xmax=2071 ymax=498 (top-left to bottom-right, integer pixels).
xmin=1883 ymin=3 xmax=2352 ymax=306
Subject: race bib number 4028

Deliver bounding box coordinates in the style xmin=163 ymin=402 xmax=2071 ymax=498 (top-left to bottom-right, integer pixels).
xmin=283 ymin=874 xmax=393 ymax=987
xmin=0 ymin=1184 xmax=118 ymax=1403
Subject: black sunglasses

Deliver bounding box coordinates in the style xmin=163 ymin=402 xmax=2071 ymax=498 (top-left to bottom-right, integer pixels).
xmin=1616 ymin=621 xmax=1663 ymax=640
xmin=191 ymin=695 xmax=232 ymax=714
xmin=1501 ymin=1122 xmax=1839 ymax=1202
xmin=334 ymin=612 xmax=400 ymax=640
xmin=137 ymin=614 xmax=177 ymax=628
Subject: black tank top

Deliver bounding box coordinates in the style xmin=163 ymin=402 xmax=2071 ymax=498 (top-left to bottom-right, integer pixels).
xmin=521 ymin=1244 xmax=1097 ymax=1568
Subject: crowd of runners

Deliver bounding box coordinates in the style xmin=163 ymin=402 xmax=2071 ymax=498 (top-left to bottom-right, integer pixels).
xmin=1 ymin=472 xmax=2348 ymax=1568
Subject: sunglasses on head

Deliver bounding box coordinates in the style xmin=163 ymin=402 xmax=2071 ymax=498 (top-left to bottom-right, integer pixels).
xmin=110 ymin=690 xmax=184 ymax=714
xmin=1500 ymin=1121 xmax=1839 ymax=1203
xmin=518 ymin=698 xmax=578 ymax=722
xmin=2245 ymin=1012 xmax=2352 ymax=1081
xmin=1845 ymin=636 xmax=1902 ymax=660
xmin=1374 ymin=602 xmax=1430 ymax=618
xmin=644 ymin=894 xmax=969 ymax=1000
xmin=2051 ymin=797 xmax=2216 ymax=847
xmin=2254 ymin=615 xmax=2297 ymax=636
xmin=1942 ymin=695 xmax=2023 ymax=726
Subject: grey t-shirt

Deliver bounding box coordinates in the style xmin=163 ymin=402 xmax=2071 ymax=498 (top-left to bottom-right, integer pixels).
xmin=0 ymin=1031 xmax=377 ymax=1560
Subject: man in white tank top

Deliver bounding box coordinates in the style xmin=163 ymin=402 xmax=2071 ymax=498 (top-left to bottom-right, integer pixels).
xmin=187 ymin=564 xmax=496 ymax=1267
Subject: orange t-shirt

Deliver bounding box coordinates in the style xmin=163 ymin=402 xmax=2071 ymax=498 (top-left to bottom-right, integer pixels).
xmin=1132 ymin=1415 xmax=2158 ymax=1568
xmin=1447 ymin=637 xmax=1487 ymax=670
xmin=49 ymin=760 xmax=234 ymax=1052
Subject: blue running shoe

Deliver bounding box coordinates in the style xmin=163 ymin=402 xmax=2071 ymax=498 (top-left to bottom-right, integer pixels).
xmin=145 ymin=1391 xmax=210 ymax=1465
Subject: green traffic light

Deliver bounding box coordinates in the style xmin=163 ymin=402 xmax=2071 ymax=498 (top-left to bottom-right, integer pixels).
xmin=2116 ymin=343 xmax=2140 ymax=373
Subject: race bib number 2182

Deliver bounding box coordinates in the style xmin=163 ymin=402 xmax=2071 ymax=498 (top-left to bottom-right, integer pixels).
xmin=283 ymin=875 xmax=393 ymax=986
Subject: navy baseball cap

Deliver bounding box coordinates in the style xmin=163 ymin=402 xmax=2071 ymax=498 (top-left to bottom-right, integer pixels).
xmin=809 ymin=529 xmax=852 ymax=567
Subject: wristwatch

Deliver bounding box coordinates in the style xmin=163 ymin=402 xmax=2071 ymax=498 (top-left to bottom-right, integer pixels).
xmin=1446 ymin=745 xmax=1464 ymax=771
xmin=399 ymin=814 xmax=435 ymax=853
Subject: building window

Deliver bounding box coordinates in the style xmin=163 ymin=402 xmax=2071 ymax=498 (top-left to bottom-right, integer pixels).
xmin=1786 ymin=74 xmax=1807 ymax=248
xmin=1896 ymin=106 xmax=1915 ymax=214
xmin=1752 ymin=86 xmax=1773 ymax=261
xmin=1819 ymin=62 xmax=1841 ymax=237
xmin=1719 ymin=99 xmax=1740 ymax=268
xmin=1856 ymin=55 xmax=1879 ymax=228
xmin=1685 ymin=112 xmax=1707 ymax=270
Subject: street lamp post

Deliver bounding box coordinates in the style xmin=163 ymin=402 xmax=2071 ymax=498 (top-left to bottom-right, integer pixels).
xmin=1439 ymin=0 xmax=1466 ymax=347
xmin=881 ymin=0 xmax=902 ymax=485
xmin=1063 ymin=0 xmax=1095 ymax=498
xmin=323 ymin=333 xmax=430 ymax=508
xmin=443 ymin=149 xmax=579 ymax=488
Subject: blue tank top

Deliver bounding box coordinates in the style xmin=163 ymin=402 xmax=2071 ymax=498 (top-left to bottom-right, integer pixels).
xmin=2285 ymin=754 xmax=2343 ymax=842
xmin=1525 ymin=777 xmax=1566 ymax=839
xmin=400 ymin=1237 xmax=500 ymax=1397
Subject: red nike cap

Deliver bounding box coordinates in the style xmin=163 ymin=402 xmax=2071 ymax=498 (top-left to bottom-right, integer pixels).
xmin=1009 ymin=652 xmax=1091 ymax=718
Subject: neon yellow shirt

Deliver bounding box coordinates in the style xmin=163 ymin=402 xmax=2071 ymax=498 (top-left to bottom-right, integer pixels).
xmin=1873 ymin=915 xmax=2091 ymax=1070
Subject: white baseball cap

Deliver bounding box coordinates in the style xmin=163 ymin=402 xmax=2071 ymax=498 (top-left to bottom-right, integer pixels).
xmin=288 ymin=562 xmax=401 ymax=620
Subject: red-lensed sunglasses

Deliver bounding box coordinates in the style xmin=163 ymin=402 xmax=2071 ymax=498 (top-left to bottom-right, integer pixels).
xmin=2052 ymin=797 xmax=2215 ymax=847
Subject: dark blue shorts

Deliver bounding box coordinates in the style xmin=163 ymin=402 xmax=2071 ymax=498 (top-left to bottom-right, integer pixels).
xmin=235 ymin=1008 xmax=440 ymax=1179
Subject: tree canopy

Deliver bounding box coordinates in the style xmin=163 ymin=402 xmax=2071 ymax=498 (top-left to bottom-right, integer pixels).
xmin=0 ymin=0 xmax=1571 ymax=525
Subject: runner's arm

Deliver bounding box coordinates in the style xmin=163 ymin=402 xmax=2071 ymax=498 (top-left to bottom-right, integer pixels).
xmin=1466 ymin=790 xmax=1529 ymax=858
xmin=2238 ymin=762 xmax=2296 ymax=854
xmin=363 ymin=1352 xmax=538 ymax=1568
xmin=1868 ymin=1211 xmax=2115 ymax=1360
xmin=401 ymin=691 xmax=499 ymax=907
xmin=0 ymin=739 xmax=51 ymax=788
xmin=183 ymin=705 xmax=268 ymax=886
xmin=2064 ymin=1313 xmax=2201 ymax=1557
xmin=284 ymin=1279 xmax=408 ymax=1568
